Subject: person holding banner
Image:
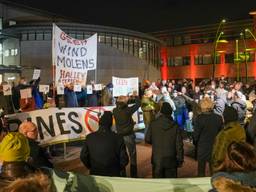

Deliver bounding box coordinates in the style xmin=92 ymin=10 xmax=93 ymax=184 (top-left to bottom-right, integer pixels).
xmin=113 ymin=92 xmax=141 ymax=178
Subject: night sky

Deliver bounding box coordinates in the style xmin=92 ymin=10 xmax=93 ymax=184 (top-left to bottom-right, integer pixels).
xmin=4 ymin=0 xmax=256 ymax=32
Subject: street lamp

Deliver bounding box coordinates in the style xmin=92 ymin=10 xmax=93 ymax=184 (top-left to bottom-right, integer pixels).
xmin=240 ymin=32 xmax=248 ymax=82
xmin=212 ymin=19 xmax=226 ymax=79
xmin=245 ymin=28 xmax=256 ymax=41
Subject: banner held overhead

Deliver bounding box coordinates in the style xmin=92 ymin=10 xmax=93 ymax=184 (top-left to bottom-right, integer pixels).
xmin=52 ymin=24 xmax=97 ymax=84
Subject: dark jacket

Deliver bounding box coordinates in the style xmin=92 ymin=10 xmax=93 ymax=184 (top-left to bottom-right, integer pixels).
xmin=64 ymin=88 xmax=78 ymax=107
xmin=80 ymin=126 xmax=129 ymax=176
xmin=193 ymin=112 xmax=223 ymax=161
xmin=113 ymin=97 xmax=141 ymax=136
xmin=28 ymin=139 xmax=53 ymax=168
xmin=145 ymin=114 xmax=184 ymax=168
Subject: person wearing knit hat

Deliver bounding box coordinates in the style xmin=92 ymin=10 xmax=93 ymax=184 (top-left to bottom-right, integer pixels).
xmin=193 ymin=98 xmax=223 ymax=176
xmin=19 ymin=121 xmax=53 ymax=168
xmin=211 ymin=105 xmax=246 ymax=173
xmin=0 ymin=132 xmax=34 ymax=187
xmin=145 ymin=102 xmax=184 ymax=178
xmin=80 ymin=111 xmax=129 ymax=176
xmin=0 ymin=132 xmax=30 ymax=162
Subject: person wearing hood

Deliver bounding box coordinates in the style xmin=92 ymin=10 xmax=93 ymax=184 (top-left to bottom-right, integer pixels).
xmin=211 ymin=106 xmax=246 ymax=173
xmin=145 ymin=102 xmax=184 ymax=178
xmin=113 ymin=93 xmax=141 ymax=177
xmin=80 ymin=111 xmax=129 ymax=176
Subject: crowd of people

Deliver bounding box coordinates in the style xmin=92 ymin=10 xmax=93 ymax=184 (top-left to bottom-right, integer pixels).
xmin=1 ymin=76 xmax=256 ymax=191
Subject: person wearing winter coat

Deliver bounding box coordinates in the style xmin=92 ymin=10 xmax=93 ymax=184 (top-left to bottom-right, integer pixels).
xmin=64 ymin=83 xmax=78 ymax=107
xmin=113 ymin=94 xmax=141 ymax=177
xmin=211 ymin=106 xmax=246 ymax=173
xmin=230 ymin=92 xmax=247 ymax=125
xmin=80 ymin=111 xmax=129 ymax=176
xmin=210 ymin=142 xmax=256 ymax=192
xmin=193 ymin=98 xmax=223 ymax=176
xmin=145 ymin=102 xmax=184 ymax=178
xmin=141 ymin=89 xmax=158 ymax=134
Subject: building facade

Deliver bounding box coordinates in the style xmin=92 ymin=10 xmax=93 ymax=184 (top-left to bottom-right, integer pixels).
xmin=0 ymin=2 xmax=161 ymax=84
xmin=153 ymin=17 xmax=256 ymax=83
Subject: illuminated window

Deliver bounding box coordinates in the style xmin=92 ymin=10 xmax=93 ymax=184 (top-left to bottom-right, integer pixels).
xmin=4 ymin=50 xmax=9 ymax=57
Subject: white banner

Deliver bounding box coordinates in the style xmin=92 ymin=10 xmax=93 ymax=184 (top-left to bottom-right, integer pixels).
xmin=112 ymin=76 xmax=139 ymax=97
xmin=8 ymin=107 xmax=144 ymax=145
xmin=53 ymin=24 xmax=97 ymax=84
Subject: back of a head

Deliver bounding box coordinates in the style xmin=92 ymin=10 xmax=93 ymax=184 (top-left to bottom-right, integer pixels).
xmin=217 ymin=142 xmax=256 ymax=172
xmin=99 ymin=111 xmax=113 ymax=129
xmin=223 ymin=105 xmax=238 ymax=124
xmin=160 ymin=102 xmax=173 ymax=117
xmin=199 ymin=97 xmax=214 ymax=112
xmin=2 ymin=172 xmax=56 ymax=192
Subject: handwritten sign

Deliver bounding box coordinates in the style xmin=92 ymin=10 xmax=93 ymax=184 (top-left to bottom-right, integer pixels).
xmin=53 ymin=24 xmax=97 ymax=85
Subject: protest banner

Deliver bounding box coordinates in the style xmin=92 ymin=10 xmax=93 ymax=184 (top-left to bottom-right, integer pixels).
xmin=94 ymin=84 xmax=102 ymax=91
xmin=3 ymin=84 xmax=12 ymax=96
xmin=8 ymin=106 xmax=145 ymax=145
xmin=112 ymin=76 xmax=139 ymax=97
xmin=52 ymin=24 xmax=97 ymax=84
xmin=32 ymin=69 xmax=41 ymax=80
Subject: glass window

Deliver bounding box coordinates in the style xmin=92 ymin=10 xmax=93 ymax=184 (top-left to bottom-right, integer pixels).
xmin=21 ymin=33 xmax=28 ymax=41
xmin=203 ymin=54 xmax=212 ymax=64
xmin=183 ymin=56 xmax=190 ymax=65
xmin=28 ymin=33 xmax=35 ymax=40
xmin=134 ymin=40 xmax=139 ymax=57
xmin=44 ymin=32 xmax=52 ymax=40
xmin=168 ymin=57 xmax=174 ymax=66
xmin=106 ymin=36 xmax=111 ymax=45
xmin=174 ymin=56 xmax=183 ymax=66
xmin=36 ymin=32 xmax=43 ymax=40
xmin=225 ymin=53 xmax=234 ymax=64
xmin=118 ymin=37 xmax=123 ymax=51
xmin=195 ymin=55 xmax=203 ymax=65
xmin=124 ymin=38 xmax=128 ymax=53
xmin=99 ymin=35 xmax=105 ymax=43
xmin=129 ymin=39 xmax=133 ymax=55
xmin=4 ymin=50 xmax=9 ymax=57
xmin=77 ymin=33 xmax=83 ymax=40
xmin=112 ymin=36 xmax=118 ymax=48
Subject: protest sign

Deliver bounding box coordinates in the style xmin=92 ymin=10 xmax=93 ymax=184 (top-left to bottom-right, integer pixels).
xmin=8 ymin=106 xmax=145 ymax=145
xmin=57 ymin=84 xmax=65 ymax=95
xmin=74 ymin=84 xmax=82 ymax=92
xmin=3 ymin=84 xmax=12 ymax=96
xmin=86 ymin=85 xmax=93 ymax=94
xmin=39 ymin=85 xmax=50 ymax=93
xmin=112 ymin=76 xmax=139 ymax=97
xmin=52 ymin=24 xmax=97 ymax=84
xmin=94 ymin=84 xmax=102 ymax=91
xmin=20 ymin=88 xmax=32 ymax=99
xmin=32 ymin=69 xmax=41 ymax=80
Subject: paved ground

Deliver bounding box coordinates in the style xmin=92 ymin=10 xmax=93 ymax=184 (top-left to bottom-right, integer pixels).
xmin=52 ymin=139 xmax=210 ymax=178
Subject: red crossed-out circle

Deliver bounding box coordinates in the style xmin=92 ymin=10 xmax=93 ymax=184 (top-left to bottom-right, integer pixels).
xmin=84 ymin=107 xmax=106 ymax=133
